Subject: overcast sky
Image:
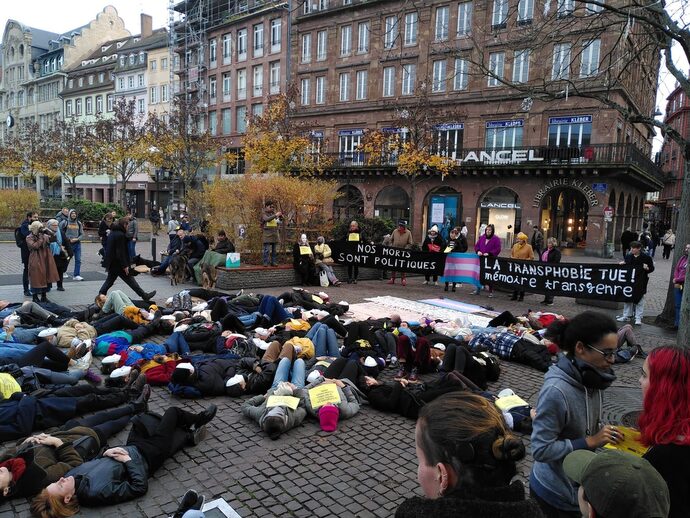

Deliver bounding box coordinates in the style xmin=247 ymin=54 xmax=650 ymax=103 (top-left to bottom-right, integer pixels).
xmin=1 ymin=1 xmax=685 ymax=152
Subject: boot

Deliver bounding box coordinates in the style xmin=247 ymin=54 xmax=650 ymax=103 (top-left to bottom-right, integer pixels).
xmin=142 ymin=290 xmax=156 ymax=301
xmin=40 ymin=293 xmax=48 ymax=302
xmin=387 ymin=273 xmax=396 ymax=285
xmin=32 ymin=294 xmax=40 ymax=303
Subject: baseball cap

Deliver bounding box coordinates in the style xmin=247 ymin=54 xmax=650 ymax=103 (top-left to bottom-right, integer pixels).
xmin=563 ymin=449 xmax=670 ymax=518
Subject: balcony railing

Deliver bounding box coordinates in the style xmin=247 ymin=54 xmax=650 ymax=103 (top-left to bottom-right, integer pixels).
xmin=314 ymin=143 xmax=664 ymax=184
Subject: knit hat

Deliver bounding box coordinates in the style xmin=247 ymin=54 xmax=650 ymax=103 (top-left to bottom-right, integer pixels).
xmin=225 ymin=374 xmax=244 ymax=387
xmin=397 ymin=219 xmax=407 ymax=227
xmin=517 ymin=232 xmax=528 ymax=241
xmin=307 ymin=370 xmax=321 ymax=384
xmin=318 ymin=404 xmax=340 ymax=432
xmin=110 ymin=366 xmax=132 ymax=379
xmin=38 ymin=328 xmax=58 ymax=338
xmin=254 ymin=327 xmax=270 ymax=338
xmin=363 ymin=356 xmax=377 ymax=368
xmin=428 ymin=225 xmax=439 ymax=234
xmin=563 ymin=450 xmax=670 ymax=518
xmin=171 ymin=362 xmax=195 ymax=384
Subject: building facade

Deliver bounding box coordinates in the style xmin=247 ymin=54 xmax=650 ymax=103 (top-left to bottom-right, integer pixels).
xmin=658 ymin=85 xmax=687 ymax=231
xmin=289 ymin=0 xmax=663 ymax=255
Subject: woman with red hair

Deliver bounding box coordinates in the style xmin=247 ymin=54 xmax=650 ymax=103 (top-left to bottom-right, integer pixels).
xmin=639 ymin=346 xmax=690 ymax=518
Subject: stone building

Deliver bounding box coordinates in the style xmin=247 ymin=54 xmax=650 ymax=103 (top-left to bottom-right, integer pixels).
xmin=658 ymin=85 xmax=687 ymax=231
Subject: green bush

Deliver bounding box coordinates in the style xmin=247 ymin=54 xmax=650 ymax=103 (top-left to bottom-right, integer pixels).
xmin=0 ymin=190 xmax=40 ymax=228
xmin=43 ymin=200 xmax=124 ymax=222
xmin=331 ymin=217 xmax=396 ymax=244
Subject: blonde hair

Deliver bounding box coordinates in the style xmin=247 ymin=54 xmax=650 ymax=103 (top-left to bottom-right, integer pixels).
xmin=31 ymin=490 xmax=79 ymax=518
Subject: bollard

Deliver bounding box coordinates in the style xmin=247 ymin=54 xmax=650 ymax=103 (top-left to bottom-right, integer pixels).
xmin=151 ymin=237 xmax=156 ymax=261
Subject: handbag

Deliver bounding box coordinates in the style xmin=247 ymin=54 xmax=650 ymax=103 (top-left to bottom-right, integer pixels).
xmin=319 ymin=270 xmax=329 ymax=287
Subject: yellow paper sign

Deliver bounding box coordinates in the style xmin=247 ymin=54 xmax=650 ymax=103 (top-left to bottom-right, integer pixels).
xmin=315 ymin=361 xmax=331 ymax=368
xmin=266 ymin=395 xmax=300 ymax=410
xmin=265 ymin=219 xmax=278 ymax=227
xmin=495 ymin=394 xmax=529 ymax=411
xmin=603 ymin=426 xmax=649 ymax=457
xmin=444 ymin=246 xmax=454 ymax=253
xmin=299 ymin=246 xmax=312 ymax=255
xmin=308 ymin=383 xmax=342 ymax=409
xmin=348 ymin=233 xmax=360 ymax=242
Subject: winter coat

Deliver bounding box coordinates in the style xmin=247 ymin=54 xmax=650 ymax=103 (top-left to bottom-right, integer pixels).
xmin=235 ymin=357 xmax=278 ymax=395
xmin=241 ymin=388 xmax=308 ymax=432
xmin=26 ymin=233 xmax=59 ymax=290
xmin=182 ymin=236 xmax=206 ymax=259
xmin=396 ymin=481 xmax=544 ymax=518
xmin=0 ymin=426 xmax=100 ymax=498
xmin=0 ymin=393 xmax=79 ymax=442
xmin=313 ymin=243 xmax=333 ymax=264
xmin=126 ymin=217 xmax=139 ymax=240
xmin=662 ymin=231 xmax=676 ymax=246
xmin=193 ymin=357 xmax=240 ymax=396
xmin=673 ymin=254 xmax=688 ymax=285
xmin=213 ymin=238 xmax=235 ymax=255
xmin=20 ymin=219 xmax=31 ymax=264
xmin=422 ymin=234 xmax=445 ymax=253
xmin=103 ymin=224 xmax=131 ymax=271
xmin=444 ymin=235 xmax=468 ymax=253
xmin=98 ymin=219 xmax=111 ymax=247
xmin=391 ymin=228 xmax=414 ymax=249
xmin=302 ymin=377 xmax=363 ymax=420
xmin=540 ymin=247 xmax=561 ymax=264
xmin=510 ymin=242 xmax=533 ymax=260
xmin=60 ymin=211 xmax=83 ymax=243
xmin=644 ymin=443 xmax=690 ymax=518
xmin=67 ymin=445 xmax=149 ymax=506
xmin=621 ymin=229 xmax=638 ymax=249
xmin=261 ymin=207 xmax=281 ymax=243
xmin=474 ymin=234 xmax=501 ymax=257
xmin=531 ymin=230 xmax=544 ymax=251
xmin=367 ymin=381 xmax=425 ymax=419
xmin=56 ymin=319 xmax=97 ymax=349
xmin=530 ymin=354 xmax=603 ymax=513
xmin=624 ymin=251 xmax=655 ymax=297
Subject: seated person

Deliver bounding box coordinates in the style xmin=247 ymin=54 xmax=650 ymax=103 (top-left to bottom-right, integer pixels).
xmin=151 ymin=227 xmax=185 ymax=276
xmin=212 ymin=230 xmax=235 ymax=255
xmin=30 ymin=404 xmax=217 ymax=515
xmin=313 ymin=236 xmax=341 ymax=286
xmin=182 ymin=235 xmax=208 ymax=279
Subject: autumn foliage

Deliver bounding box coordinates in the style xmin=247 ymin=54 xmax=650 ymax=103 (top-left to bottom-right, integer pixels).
xmin=0 ymin=190 xmax=40 ymax=227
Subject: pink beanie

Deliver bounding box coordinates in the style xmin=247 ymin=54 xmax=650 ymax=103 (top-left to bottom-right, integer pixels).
xmin=318 ymin=404 xmax=340 ymax=432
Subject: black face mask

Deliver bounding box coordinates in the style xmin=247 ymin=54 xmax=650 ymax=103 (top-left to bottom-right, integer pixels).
xmin=572 ymin=357 xmax=616 ymax=390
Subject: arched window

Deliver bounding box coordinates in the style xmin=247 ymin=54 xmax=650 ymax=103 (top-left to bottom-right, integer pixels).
xmin=374 ymin=185 xmax=410 ymax=222
xmin=333 ymin=185 xmax=364 ymax=222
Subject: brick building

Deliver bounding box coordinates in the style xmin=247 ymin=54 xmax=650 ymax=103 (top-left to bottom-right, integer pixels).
xmin=658 ymin=85 xmax=688 ymax=231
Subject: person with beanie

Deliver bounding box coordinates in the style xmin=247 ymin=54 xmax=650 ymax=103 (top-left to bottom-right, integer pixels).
xmin=26 ymin=221 xmax=60 ymax=303
xmin=421 ymin=225 xmax=445 ymax=286
xmin=444 ymin=226 xmax=468 ymax=292
xmin=313 ymin=236 xmax=341 ymax=286
xmin=293 ymin=233 xmax=316 ymax=286
xmin=59 ymin=210 xmax=83 ymax=281
xmin=345 ymin=221 xmax=364 ymax=283
xmin=388 ymin=220 xmax=414 ymax=286
xmin=318 ymin=404 xmax=340 ymax=433
xmin=510 ymin=232 xmax=533 ymax=301
xmin=473 ymin=224 xmax=501 ymax=297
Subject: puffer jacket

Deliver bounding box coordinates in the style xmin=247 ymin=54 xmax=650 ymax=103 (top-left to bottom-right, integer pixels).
xmin=284 ymin=336 xmax=315 ymax=360
xmin=67 ymin=445 xmax=148 ymax=506
xmin=56 ymin=319 xmax=97 ymax=348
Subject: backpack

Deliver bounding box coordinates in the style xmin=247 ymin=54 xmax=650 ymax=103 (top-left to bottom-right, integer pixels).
xmin=14 ymin=227 xmax=24 ymax=248
xmin=172 ymin=290 xmax=193 ymax=311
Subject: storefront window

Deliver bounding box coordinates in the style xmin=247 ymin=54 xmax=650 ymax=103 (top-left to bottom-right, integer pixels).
xmin=485 ymin=119 xmax=523 ymax=149
xmin=548 ymin=115 xmax=592 ymax=147
xmin=375 ymin=186 xmax=410 ymax=222
xmin=333 ymin=185 xmax=364 ymax=221
xmin=477 ymin=187 xmax=522 ymax=248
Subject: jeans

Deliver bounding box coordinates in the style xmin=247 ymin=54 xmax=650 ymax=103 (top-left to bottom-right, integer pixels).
xmin=263 ymin=242 xmax=277 ymax=266
xmin=71 ymin=242 xmax=82 ymax=276
xmin=674 ymin=287 xmax=683 ymax=327
xmin=306 ymin=322 xmax=340 ymax=357
xmin=11 ymin=326 xmax=46 ymax=344
xmin=622 ymin=295 xmax=646 ymax=321
xmin=128 ymin=240 xmax=137 ymax=262
xmin=258 ymin=295 xmax=290 ymax=325
xmin=16 ymin=302 xmax=57 ymax=322
xmin=164 ymin=332 xmax=191 ymax=355
xmin=441 ymin=343 xmax=471 ymax=373
xmin=103 ymin=290 xmax=134 ymax=315
xmin=272 ymin=357 xmax=306 ymax=389
xmin=25 ymin=366 xmax=85 ymax=385
xmin=156 ymin=254 xmax=173 ymax=274
xmin=7 ymin=340 xmax=71 ymax=371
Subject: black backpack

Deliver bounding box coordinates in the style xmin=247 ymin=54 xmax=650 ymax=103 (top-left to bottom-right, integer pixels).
xmin=14 ymin=227 xmax=24 ymax=248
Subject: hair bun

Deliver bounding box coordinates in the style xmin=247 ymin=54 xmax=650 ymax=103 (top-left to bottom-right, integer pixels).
xmin=492 ymin=435 xmax=525 ymax=462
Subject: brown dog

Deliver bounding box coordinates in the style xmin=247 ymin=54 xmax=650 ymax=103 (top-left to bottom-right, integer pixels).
xmin=201 ymin=262 xmax=217 ymax=290
xmin=169 ymin=254 xmax=188 ymax=286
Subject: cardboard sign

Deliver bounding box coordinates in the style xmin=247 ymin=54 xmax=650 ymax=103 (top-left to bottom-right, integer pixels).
xmin=299 ymin=246 xmax=312 ymax=255
xmin=308 ymin=383 xmax=342 ymax=409
xmin=495 ymin=394 xmax=529 ymax=411
xmin=266 ymin=395 xmax=300 ymax=410
xmin=348 ymin=233 xmax=360 ymax=242
xmin=330 ymin=242 xmax=447 ymax=275
xmin=479 ymin=256 xmax=644 ymax=302
xmin=603 ymin=426 xmax=649 ymax=457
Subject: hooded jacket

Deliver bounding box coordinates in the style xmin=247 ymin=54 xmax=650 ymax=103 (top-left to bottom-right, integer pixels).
xmin=530 ymin=354 xmax=603 ymax=513
xmin=302 ymin=377 xmax=364 ymax=420
xmin=241 ymin=387 xmax=308 ymax=433
xmin=60 ymin=210 xmax=83 ymax=243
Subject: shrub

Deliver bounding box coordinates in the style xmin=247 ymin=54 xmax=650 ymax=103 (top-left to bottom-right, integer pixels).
xmin=331 ymin=217 xmax=396 ymax=244
xmin=0 ymin=190 xmax=40 ymax=228
xmin=47 ymin=200 xmax=125 ymax=222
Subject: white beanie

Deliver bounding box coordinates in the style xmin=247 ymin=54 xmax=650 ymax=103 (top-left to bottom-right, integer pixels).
xmin=102 ymin=354 xmax=121 ymax=365
xmin=110 ymin=366 xmax=132 ymax=379
xmin=175 ymin=362 xmax=195 ymax=374
xmin=226 ymin=374 xmax=245 ymax=387
xmin=363 ymin=356 xmax=377 ymax=368
xmin=38 ymin=327 xmax=58 ymax=338
xmin=307 ymin=370 xmax=321 ymax=384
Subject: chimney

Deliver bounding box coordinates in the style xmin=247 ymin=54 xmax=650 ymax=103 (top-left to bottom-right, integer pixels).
xmin=141 ymin=14 xmax=153 ymax=38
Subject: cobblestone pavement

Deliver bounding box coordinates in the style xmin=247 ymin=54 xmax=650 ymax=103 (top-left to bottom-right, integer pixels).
xmin=0 ymin=242 xmax=679 ymax=518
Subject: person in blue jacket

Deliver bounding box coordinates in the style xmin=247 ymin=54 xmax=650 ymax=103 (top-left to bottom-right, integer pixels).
xmin=30 ymin=404 xmax=217 ymax=516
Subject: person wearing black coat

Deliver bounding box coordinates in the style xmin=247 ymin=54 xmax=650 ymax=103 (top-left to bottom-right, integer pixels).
xmin=170 ymin=357 xmax=240 ymax=397
xmin=31 ymin=405 xmax=217 ymax=515
xmin=539 ymin=237 xmax=562 ymax=306
xmin=421 ymin=225 xmax=445 ymax=285
xmin=99 ymin=218 xmax=155 ymax=301
xmin=443 ymin=227 xmax=468 ymax=292
xmin=618 ymin=240 xmax=655 ymax=325
xmin=224 ymin=357 xmax=278 ymax=397
xmin=620 ymin=227 xmax=637 ymax=258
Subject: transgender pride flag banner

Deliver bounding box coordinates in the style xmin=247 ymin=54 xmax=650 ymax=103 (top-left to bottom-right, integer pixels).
xmin=440 ymin=253 xmax=482 ymax=287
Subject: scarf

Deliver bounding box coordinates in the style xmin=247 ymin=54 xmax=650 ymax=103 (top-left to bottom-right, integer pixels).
xmin=0 ymin=457 xmax=26 ymax=483
xmin=50 ymin=228 xmax=63 ymax=255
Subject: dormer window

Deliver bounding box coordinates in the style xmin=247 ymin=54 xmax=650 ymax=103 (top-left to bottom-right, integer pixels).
xmin=78 ymin=77 xmax=83 ymax=87
xmin=120 ymin=56 xmax=125 ymax=66
xmin=139 ymin=51 xmax=145 ymax=64
xmin=116 ymin=41 xmax=126 ymax=49
xmin=102 ymin=44 xmax=111 ymax=52
xmin=129 ymin=54 xmax=135 ymax=65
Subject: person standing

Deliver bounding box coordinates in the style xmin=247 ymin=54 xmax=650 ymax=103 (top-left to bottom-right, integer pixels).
xmin=126 ymin=210 xmax=138 ymax=262
xmin=149 ymin=207 xmax=160 ymax=236
xmin=443 ymin=226 xmax=468 ymax=292
xmin=473 ymin=224 xmax=501 ymax=297
xmin=46 ymin=219 xmax=71 ymax=292
xmin=510 ymin=232 xmax=533 ymax=301
xmin=261 ymin=200 xmax=282 ymax=267
xmin=620 ymin=227 xmax=637 ymax=258
xmin=617 ymin=241 xmax=654 ymax=326
xmin=55 ymin=207 xmax=69 ymax=227
xmin=98 ymin=212 xmax=115 ymax=258
xmin=167 ymin=213 xmax=180 ymax=240
xmin=345 ymin=220 xmax=364 ymax=284
xmin=60 ymin=209 xmax=83 ymax=281
xmin=672 ymin=243 xmax=689 ymax=329
xmin=26 ymin=221 xmax=60 ymax=303
xmin=421 ymin=225 xmax=445 ymax=286
xmin=19 ymin=211 xmax=38 ymax=297
xmin=661 ymin=228 xmax=675 ymax=259
xmin=99 ymin=217 xmax=155 ymax=301
xmin=531 ymin=225 xmax=544 ymax=258
xmin=388 ymin=220 xmax=414 ymax=286
xmin=540 ymin=237 xmax=561 ymax=306
xmin=648 ymin=224 xmax=659 ymax=258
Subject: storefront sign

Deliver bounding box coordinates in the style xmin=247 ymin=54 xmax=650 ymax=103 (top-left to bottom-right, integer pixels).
xmin=548 ymin=115 xmax=592 ymax=125
xmin=338 ymin=129 xmax=364 ymax=136
xmin=457 ymin=149 xmax=543 ymax=165
xmin=330 ymin=242 xmax=446 ymax=275
xmin=435 ymin=123 xmax=465 ymax=130
xmin=311 ymin=130 xmax=324 ymax=137
xmin=532 ymin=178 xmax=599 ymax=208
xmin=480 ymin=202 xmax=522 ymax=209
xmin=479 ymin=257 xmax=643 ymax=302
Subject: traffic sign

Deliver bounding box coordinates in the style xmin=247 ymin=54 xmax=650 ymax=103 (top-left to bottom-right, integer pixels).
xmin=603 ymin=206 xmax=614 ymax=222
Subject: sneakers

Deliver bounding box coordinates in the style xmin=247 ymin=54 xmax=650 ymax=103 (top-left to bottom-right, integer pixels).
xmin=422 ymin=280 xmax=428 ymax=285
xmin=395 ymin=367 xmax=407 ymax=379
xmin=636 ymin=346 xmax=648 ymax=359
xmin=389 ymin=356 xmax=399 ymax=368
xmin=73 ymin=275 xmax=84 ymax=281
xmin=471 ymin=288 xmax=480 ymax=295
xmin=488 ymin=292 xmax=494 ymax=298
xmin=434 ymin=281 xmax=438 ymax=286
xmin=634 ymin=319 xmax=642 ymax=326
xmin=616 ymin=315 xmax=630 ymax=322
xmin=63 ymin=273 xmax=70 ymax=279
xmin=172 ymin=489 xmax=205 ymax=518
xmin=408 ymin=368 xmax=419 ymax=382
xmin=131 ymin=384 xmax=151 ymax=414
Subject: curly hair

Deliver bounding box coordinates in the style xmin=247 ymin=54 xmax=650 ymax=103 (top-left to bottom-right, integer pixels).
xmin=416 ymin=392 xmax=525 ymax=489
xmin=638 ymin=346 xmax=690 ymax=446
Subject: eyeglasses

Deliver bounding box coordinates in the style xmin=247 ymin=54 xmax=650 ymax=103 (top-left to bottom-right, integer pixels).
xmin=586 ymin=343 xmax=617 ymax=360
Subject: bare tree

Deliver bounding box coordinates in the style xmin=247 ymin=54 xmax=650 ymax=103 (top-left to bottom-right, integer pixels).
xmin=43 ymin=119 xmax=91 ymax=198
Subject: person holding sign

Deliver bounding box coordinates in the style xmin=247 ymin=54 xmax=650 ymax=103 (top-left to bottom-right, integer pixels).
xmin=304 ymin=375 xmax=364 ymax=432
xmin=261 ymin=200 xmax=282 ymax=267
xmin=241 ymin=376 xmax=308 ymax=440
xmin=639 ymin=346 xmax=690 ymax=518
xmin=530 ymin=311 xmax=620 ymax=517
xmin=388 ymin=220 xmax=414 ymax=286
xmin=443 ymin=227 xmax=468 ymax=292
xmin=292 ymin=234 xmax=316 ymax=286
xmin=345 ymin=221 xmax=364 ymax=284
xmin=421 ymin=225 xmax=445 ymax=286
xmin=617 ymin=241 xmax=654 ymax=326
xmin=510 ymin=232 xmax=534 ymax=301
xmin=473 ymin=224 xmax=501 ymax=297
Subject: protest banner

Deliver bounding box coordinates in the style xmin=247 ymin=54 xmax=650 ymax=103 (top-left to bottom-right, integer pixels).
xmin=308 ymin=383 xmax=342 ymax=410
xmin=440 ymin=252 xmax=482 ymax=287
xmin=329 ymin=242 xmax=446 ymax=275
xmin=479 ymin=256 xmax=644 ymax=302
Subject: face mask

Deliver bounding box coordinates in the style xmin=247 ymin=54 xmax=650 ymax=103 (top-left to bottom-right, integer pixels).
xmin=572 ymin=357 xmax=616 ymax=390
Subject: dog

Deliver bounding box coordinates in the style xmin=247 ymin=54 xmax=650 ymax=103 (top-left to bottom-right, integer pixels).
xmin=201 ymin=262 xmax=218 ymax=290
xmin=169 ymin=254 xmax=188 ymax=286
